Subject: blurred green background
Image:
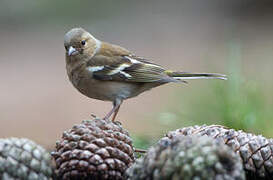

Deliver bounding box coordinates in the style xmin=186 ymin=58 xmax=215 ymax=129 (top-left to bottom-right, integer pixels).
xmin=0 ymin=0 xmax=272 ymax=149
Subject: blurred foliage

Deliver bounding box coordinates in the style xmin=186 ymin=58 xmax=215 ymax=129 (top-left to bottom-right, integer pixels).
xmin=131 ymin=135 xmax=155 ymax=157
xmin=132 ymin=135 xmax=154 ymax=150
xmin=170 ymin=40 xmax=273 ymax=137
xmin=188 ymin=74 xmax=272 ymax=135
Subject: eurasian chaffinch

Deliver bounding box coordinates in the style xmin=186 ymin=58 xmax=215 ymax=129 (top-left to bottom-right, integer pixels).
xmin=64 ymin=28 xmax=226 ymax=121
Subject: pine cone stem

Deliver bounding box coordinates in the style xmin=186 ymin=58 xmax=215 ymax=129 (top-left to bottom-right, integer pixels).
xmin=134 ymin=148 xmax=147 ymax=153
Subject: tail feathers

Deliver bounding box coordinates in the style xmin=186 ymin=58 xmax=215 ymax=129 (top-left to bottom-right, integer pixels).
xmin=165 ymin=71 xmax=227 ymax=81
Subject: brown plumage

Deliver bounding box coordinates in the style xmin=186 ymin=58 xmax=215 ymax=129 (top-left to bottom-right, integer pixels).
xmin=64 ymin=27 xmax=226 ymax=121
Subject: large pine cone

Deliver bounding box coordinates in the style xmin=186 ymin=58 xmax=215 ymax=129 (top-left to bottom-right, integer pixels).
xmin=167 ymin=125 xmax=273 ymax=179
xmin=126 ymin=135 xmax=245 ymax=180
xmin=52 ymin=118 xmax=135 ymax=180
xmin=0 ymin=138 xmax=53 ymax=180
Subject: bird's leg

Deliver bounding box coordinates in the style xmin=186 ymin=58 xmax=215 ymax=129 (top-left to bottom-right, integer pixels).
xmin=103 ymin=99 xmax=122 ymax=121
xmin=111 ymin=101 xmax=123 ymax=122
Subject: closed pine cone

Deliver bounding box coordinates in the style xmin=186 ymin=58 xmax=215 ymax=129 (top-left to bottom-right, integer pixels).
xmin=52 ymin=118 xmax=135 ymax=180
xmin=126 ymin=135 xmax=245 ymax=180
xmin=167 ymin=125 xmax=273 ymax=179
xmin=0 ymin=137 xmax=53 ymax=180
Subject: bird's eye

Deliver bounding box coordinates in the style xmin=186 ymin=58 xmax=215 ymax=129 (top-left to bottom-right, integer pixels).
xmin=81 ymin=40 xmax=86 ymax=46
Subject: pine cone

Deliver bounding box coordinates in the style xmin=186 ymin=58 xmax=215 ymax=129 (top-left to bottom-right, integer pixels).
xmin=126 ymin=135 xmax=245 ymax=180
xmin=0 ymin=137 xmax=53 ymax=180
xmin=52 ymin=118 xmax=135 ymax=180
xmin=167 ymin=125 xmax=273 ymax=180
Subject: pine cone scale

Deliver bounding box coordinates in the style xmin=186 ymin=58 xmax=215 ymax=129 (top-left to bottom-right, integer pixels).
xmin=264 ymin=156 xmax=273 ymax=174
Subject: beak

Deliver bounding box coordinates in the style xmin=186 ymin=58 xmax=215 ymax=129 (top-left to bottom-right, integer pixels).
xmin=68 ymin=46 xmax=78 ymax=56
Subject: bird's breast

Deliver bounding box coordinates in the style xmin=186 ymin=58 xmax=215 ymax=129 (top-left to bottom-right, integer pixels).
xmin=67 ymin=66 xmax=140 ymax=102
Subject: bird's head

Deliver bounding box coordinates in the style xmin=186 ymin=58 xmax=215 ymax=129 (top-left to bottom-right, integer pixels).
xmin=64 ymin=28 xmax=101 ymax=61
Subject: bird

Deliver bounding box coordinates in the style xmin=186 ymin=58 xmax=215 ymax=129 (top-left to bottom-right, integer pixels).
xmin=64 ymin=27 xmax=226 ymax=122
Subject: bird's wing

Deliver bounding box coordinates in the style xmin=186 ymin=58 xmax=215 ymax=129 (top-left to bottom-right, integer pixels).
xmin=86 ymin=55 xmax=176 ymax=82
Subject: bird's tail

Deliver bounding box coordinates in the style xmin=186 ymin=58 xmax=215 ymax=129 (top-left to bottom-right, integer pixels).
xmin=165 ymin=70 xmax=227 ymax=81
